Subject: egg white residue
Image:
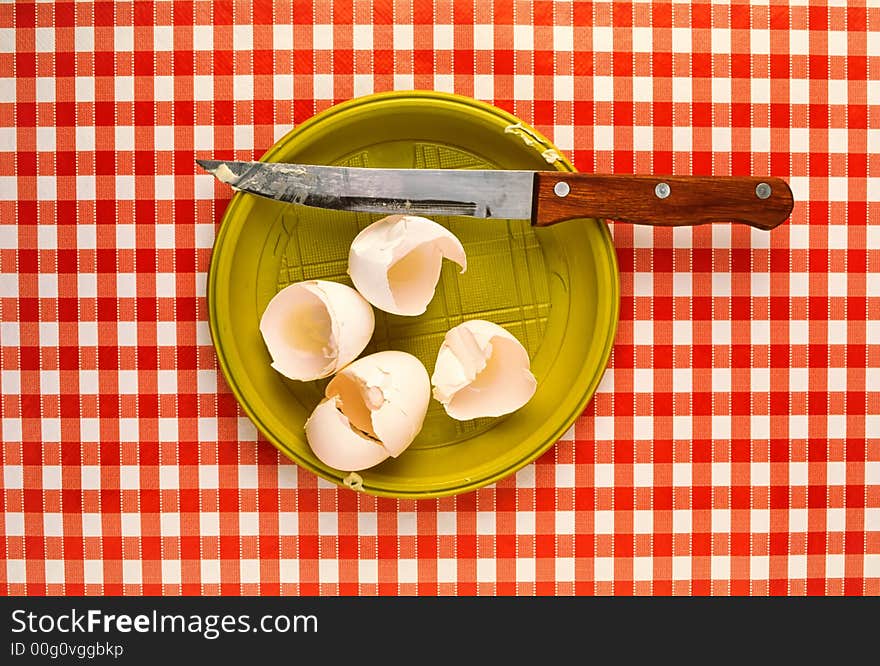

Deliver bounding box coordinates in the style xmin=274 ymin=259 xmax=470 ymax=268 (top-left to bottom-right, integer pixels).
xmin=431 ymin=319 xmax=537 ymax=420
xmin=259 ymin=280 xmax=375 ymax=382
xmin=305 ymin=351 xmax=431 ymax=472
xmin=347 ymin=215 xmax=466 ymax=316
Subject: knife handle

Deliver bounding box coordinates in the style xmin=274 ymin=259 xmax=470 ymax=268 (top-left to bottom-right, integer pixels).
xmin=532 ymin=173 xmax=794 ymax=230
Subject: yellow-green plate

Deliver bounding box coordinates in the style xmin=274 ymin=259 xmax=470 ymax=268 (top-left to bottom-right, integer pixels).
xmin=207 ymin=91 xmax=619 ymax=499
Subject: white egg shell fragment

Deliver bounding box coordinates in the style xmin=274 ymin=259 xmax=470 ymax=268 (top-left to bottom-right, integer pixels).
xmin=431 ymin=320 xmax=537 ymax=420
xmin=304 ymin=351 xmax=431 ymax=472
xmin=347 ymin=215 xmax=467 ymax=316
xmin=259 ymin=280 xmax=375 ymax=382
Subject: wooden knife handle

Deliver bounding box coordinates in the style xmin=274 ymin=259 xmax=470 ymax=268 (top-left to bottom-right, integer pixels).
xmin=532 ymin=173 xmax=794 ymax=230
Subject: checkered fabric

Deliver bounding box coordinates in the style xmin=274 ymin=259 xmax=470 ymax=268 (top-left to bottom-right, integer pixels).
xmin=1 ymin=0 xmax=878 ymax=596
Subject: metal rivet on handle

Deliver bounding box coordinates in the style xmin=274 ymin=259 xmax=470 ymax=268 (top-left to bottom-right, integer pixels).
xmin=755 ymin=182 xmax=772 ymax=199
xmin=554 ymin=181 xmax=570 ymax=198
xmin=655 ymin=182 xmax=671 ymax=199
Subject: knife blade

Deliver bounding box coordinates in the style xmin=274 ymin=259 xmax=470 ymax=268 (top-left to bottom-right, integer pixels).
xmin=196 ymin=159 xmax=794 ymax=230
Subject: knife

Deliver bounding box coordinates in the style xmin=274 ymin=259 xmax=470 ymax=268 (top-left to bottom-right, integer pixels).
xmin=196 ymin=159 xmax=794 ymax=230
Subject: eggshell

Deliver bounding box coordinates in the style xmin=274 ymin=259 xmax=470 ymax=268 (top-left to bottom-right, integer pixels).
xmin=431 ymin=319 xmax=537 ymax=420
xmin=348 ymin=215 xmax=466 ymax=316
xmin=304 ymin=397 xmax=391 ymax=472
xmin=304 ymin=351 xmax=432 ymax=472
xmin=259 ymin=280 xmax=374 ymax=381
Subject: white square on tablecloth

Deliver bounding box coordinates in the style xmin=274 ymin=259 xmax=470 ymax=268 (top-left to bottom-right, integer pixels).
xmin=594 ymin=557 xmax=614 ymax=582
xmin=790 ymin=29 xmax=809 ymax=55
xmin=3 ymin=465 xmax=24 ymax=490
xmin=200 ymin=560 xmax=220 ymax=585
xmin=1 ymin=369 xmax=19 ymax=393
xmin=239 ymin=513 xmax=259 ymax=537
xmin=161 ymin=513 xmax=180 ymax=537
xmin=474 ymin=24 xmax=493 ymax=49
xmin=193 ymin=76 xmax=213 ymax=102
xmin=826 ymin=508 xmax=845 ymax=533
xmin=233 ymin=24 xmax=253 ymax=51
xmin=711 ymin=556 xmax=731 ymax=581
xmin=193 ymin=25 xmax=214 ymax=50
xmin=788 ymin=555 xmax=807 ymax=580
xmin=593 ymin=77 xmax=614 ymax=103
xmin=594 ymin=415 xmax=614 ymax=440
xmin=398 ymin=511 xmax=417 ymax=535
xmin=37 ymin=176 xmax=56 ymax=201
xmin=633 ymin=557 xmax=653 ymax=581
xmin=277 ymin=560 xmax=298 ymax=585
xmin=162 ymin=560 xmax=182 ymax=585
xmin=45 ymin=560 xmax=65 ymax=585
xmin=398 ymin=559 xmax=418 ymax=585
xmin=117 ymin=370 xmax=138 ymax=395
xmin=594 ymin=510 xmax=614 ymax=535
xmin=7 ymin=561 xmax=26 ymax=585
xmin=473 ymin=74 xmax=493 ymax=99
xmin=748 ymin=511 xmax=769 ymax=538
xmin=152 ymin=25 xmax=172 ymax=51
xmin=513 ymin=24 xmax=533 ymax=51
xmin=553 ymin=25 xmax=573 ymax=51
xmin=673 ymin=510 xmax=691 ymax=533
xmin=632 ymin=27 xmax=652 ymax=53
xmin=673 ymin=463 xmax=692 ymax=487
xmin=120 ymin=466 xmax=140 ymax=490
xmin=593 ymin=26 xmax=613 ymax=52
xmin=556 ymin=463 xmax=575 ymax=488
xmin=433 ymin=24 xmax=453 ymax=49
xmin=516 ymin=511 xmax=535 ymax=535
xmin=318 ymin=561 xmax=338 ymax=584
xmin=2 ymin=418 xmax=20 ymax=442
xmin=4 ymin=518 xmax=25 ymax=547
xmin=594 ymin=463 xmax=614 ymax=488
xmin=159 ymin=465 xmax=178 ymax=490
xmin=672 ymin=556 xmax=691 ymax=580
xmin=388 ymin=24 xmax=412 ymax=50
xmin=121 ymin=513 xmax=140 ymax=537
xmin=712 ymin=415 xmax=731 ymax=440
xmin=318 ymin=511 xmax=337 ymax=536
xmin=476 ymin=510 xmax=495 ymax=535
xmin=199 ymin=513 xmax=219 ymax=537
xmin=750 ymin=460 xmax=770 ymax=487
xmin=437 ymin=559 xmax=457 ymax=583
xmin=80 ymin=418 xmax=99 ymax=442
xmin=516 ymin=558 xmax=536 ymax=583
xmin=82 ymin=513 xmax=102 ymax=537
xmin=556 ymin=558 xmax=575 ymax=582
xmin=672 ymin=77 xmax=692 ymax=104
xmin=278 ymin=512 xmax=298 ymax=535
xmin=556 ymin=511 xmax=575 ymax=534
xmin=355 ymin=512 xmax=375 ymax=536
xmin=0 ymin=28 xmax=14 ymax=53
xmin=711 ymin=28 xmax=730 ymax=53
xmin=273 ymin=74 xmax=293 ymax=101
xmin=633 ymin=510 xmax=653 ymax=534
xmin=81 ymin=466 xmax=100 ymax=490
xmin=35 ymin=27 xmax=54 ymax=52
xmin=313 ymin=24 xmax=332 ymax=49
xmin=358 ymin=560 xmax=377 ymax=584
xmin=632 ymin=77 xmax=652 ymax=103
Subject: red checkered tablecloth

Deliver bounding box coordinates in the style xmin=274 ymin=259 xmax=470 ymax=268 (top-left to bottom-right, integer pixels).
xmin=1 ymin=0 xmax=878 ymax=596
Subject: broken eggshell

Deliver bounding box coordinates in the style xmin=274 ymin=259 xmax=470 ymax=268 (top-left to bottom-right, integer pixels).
xmin=259 ymin=280 xmax=375 ymax=382
xmin=347 ymin=215 xmax=467 ymax=316
xmin=431 ymin=319 xmax=537 ymax=420
xmin=304 ymin=351 xmax=431 ymax=472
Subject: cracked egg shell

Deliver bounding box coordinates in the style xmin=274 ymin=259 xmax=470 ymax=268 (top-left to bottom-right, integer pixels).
xmin=431 ymin=319 xmax=537 ymax=420
xmin=259 ymin=280 xmax=375 ymax=382
xmin=347 ymin=215 xmax=466 ymax=316
xmin=304 ymin=351 xmax=431 ymax=472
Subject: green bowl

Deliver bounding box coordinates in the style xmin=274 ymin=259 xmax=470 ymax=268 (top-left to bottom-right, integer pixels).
xmin=207 ymin=91 xmax=619 ymax=498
